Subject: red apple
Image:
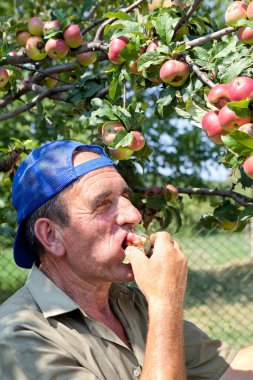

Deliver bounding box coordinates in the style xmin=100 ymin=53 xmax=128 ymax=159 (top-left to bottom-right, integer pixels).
xmin=218 ymin=105 xmax=251 ymax=132
xmin=43 ymin=74 xmax=58 ymax=88
xmin=25 ymin=36 xmax=47 ymax=61
xmin=16 ymin=31 xmax=31 ymax=47
xmin=63 ymin=24 xmax=83 ymax=48
xmin=43 ymin=20 xmax=61 ymax=35
xmin=125 ymin=230 xmax=151 ymax=253
xmin=127 ymin=131 xmax=145 ymax=151
xmin=45 ymin=38 xmax=68 ymax=60
xmin=128 ymin=47 xmax=145 ymax=75
xmin=164 ymin=184 xmax=178 ymax=201
xmin=207 ymin=84 xmax=230 ymax=109
xmin=159 ymin=60 xmax=189 ymax=86
xmin=247 ymin=1 xmax=253 ymax=19
xmin=243 ymin=155 xmax=253 ymax=178
xmin=76 ymin=44 xmax=97 ymax=66
xmin=0 ymin=66 xmax=9 ymax=88
xmin=28 ymin=17 xmax=44 ymax=36
xmin=101 ymin=121 xmax=125 ymax=145
xmin=225 ymin=1 xmax=247 ymax=27
xmin=238 ymin=123 xmax=253 ymax=136
xmin=109 ymin=147 xmax=134 ymax=160
xmin=108 ymin=36 xmax=129 ymax=64
xmin=146 ymin=39 xmax=159 ymax=52
xmin=238 ymin=26 xmax=253 ymax=44
xmin=201 ymin=110 xmax=224 ymax=144
xmin=228 ymin=76 xmax=253 ymax=101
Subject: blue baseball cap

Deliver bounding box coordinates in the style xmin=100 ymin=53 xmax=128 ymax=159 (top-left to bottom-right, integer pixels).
xmin=12 ymin=140 xmax=116 ymax=268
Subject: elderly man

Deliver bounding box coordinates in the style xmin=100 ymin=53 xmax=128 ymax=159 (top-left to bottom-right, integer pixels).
xmin=0 ymin=140 xmax=251 ymax=379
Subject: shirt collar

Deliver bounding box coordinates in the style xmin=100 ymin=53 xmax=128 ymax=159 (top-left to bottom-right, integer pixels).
xmin=26 ymin=264 xmax=136 ymax=319
xmin=26 ymin=264 xmax=79 ymax=318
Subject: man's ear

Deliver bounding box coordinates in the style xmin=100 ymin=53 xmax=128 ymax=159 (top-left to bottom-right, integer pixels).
xmin=34 ymin=218 xmax=65 ymax=257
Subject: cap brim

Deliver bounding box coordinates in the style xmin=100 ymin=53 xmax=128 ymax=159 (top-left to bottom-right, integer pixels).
xmin=14 ymin=223 xmax=38 ymax=269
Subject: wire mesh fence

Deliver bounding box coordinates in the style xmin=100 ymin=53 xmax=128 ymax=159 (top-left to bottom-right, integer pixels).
xmin=1 ymin=223 xmax=253 ymax=350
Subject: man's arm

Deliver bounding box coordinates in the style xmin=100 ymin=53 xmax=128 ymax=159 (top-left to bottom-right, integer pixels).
xmin=219 ymin=345 xmax=253 ymax=379
xmin=126 ymin=231 xmax=188 ymax=380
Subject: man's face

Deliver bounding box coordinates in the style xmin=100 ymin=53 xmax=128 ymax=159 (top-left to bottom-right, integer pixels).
xmin=60 ymin=152 xmax=142 ymax=284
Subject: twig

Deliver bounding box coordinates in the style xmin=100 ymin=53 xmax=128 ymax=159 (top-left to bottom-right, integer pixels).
xmin=123 ymin=81 xmax=126 ymax=108
xmin=94 ymin=0 xmax=146 ymax=42
xmin=186 ymin=26 xmax=236 ymax=48
xmin=173 ymin=0 xmax=204 ymax=38
xmin=183 ymin=54 xmax=215 ymax=88
xmin=133 ymin=186 xmax=253 ymax=207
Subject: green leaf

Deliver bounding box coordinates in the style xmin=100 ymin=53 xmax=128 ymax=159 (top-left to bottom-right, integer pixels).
xmin=115 ymin=132 xmax=133 ymax=148
xmin=156 ymin=87 xmax=176 ymax=118
xmin=199 ymin=213 xmax=219 ymax=229
xmin=155 ymin=13 xmax=174 ymax=45
xmin=214 ymin=39 xmax=237 ymax=59
xmin=168 ymin=206 xmax=182 ymax=233
xmin=111 ymin=106 xmax=132 ymax=130
xmin=221 ymin=57 xmax=253 ymax=83
xmin=137 ymin=51 xmax=164 ymax=71
xmin=222 ymin=130 xmax=253 ymax=156
xmin=143 ymin=195 xmax=167 ymax=210
xmin=104 ymin=12 xmax=132 ymax=21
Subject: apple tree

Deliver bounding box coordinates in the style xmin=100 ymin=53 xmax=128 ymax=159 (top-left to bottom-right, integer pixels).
xmin=1 ymin=0 xmax=253 ymax=243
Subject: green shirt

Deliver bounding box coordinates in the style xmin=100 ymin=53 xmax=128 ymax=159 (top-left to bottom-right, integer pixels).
xmin=0 ymin=265 xmax=236 ymax=380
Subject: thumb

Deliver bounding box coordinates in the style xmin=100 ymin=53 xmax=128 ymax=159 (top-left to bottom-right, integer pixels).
xmin=125 ymin=246 xmax=148 ymax=266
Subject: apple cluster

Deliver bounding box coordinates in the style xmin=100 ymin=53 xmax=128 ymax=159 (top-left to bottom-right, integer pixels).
xmin=15 ymin=17 xmax=97 ymax=68
xmin=201 ymin=76 xmax=253 ymax=179
xmin=100 ymin=121 xmax=146 ymax=160
xmin=225 ymin=1 xmax=253 ymax=44
xmin=108 ymin=36 xmax=190 ymax=86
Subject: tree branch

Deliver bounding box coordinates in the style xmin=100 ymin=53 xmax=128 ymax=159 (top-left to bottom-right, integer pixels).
xmin=133 ymin=186 xmax=253 ymax=207
xmin=173 ymin=0 xmax=204 ymax=38
xmin=183 ymin=54 xmax=215 ymax=88
xmin=186 ymin=26 xmax=236 ymax=48
xmin=94 ymin=0 xmax=146 ymax=42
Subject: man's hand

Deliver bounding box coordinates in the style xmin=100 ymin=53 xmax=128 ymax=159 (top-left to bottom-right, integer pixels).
xmin=125 ymin=231 xmax=188 ymax=305
xmin=125 ymin=231 xmax=188 ymax=380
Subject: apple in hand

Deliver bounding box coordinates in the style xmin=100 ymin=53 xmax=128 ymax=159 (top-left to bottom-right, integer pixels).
xmin=0 ymin=66 xmax=9 ymax=88
xmin=63 ymin=24 xmax=83 ymax=48
xmin=43 ymin=20 xmax=61 ymax=35
xmin=243 ymin=155 xmax=253 ymax=179
xmin=28 ymin=17 xmax=44 ymax=36
xmin=225 ymin=1 xmax=247 ymax=27
xmin=109 ymin=147 xmax=134 ymax=160
xmin=238 ymin=26 xmax=253 ymax=44
xmin=218 ymin=105 xmax=251 ymax=132
xmin=101 ymin=121 xmax=125 ymax=145
xmin=238 ymin=123 xmax=253 ymax=136
xmin=122 ymin=230 xmax=151 ymax=264
xmin=108 ymin=36 xmax=129 ymax=64
xmin=76 ymin=43 xmax=97 ymax=66
xmin=160 ymin=60 xmax=189 ymax=86
xmin=207 ymin=84 xmax=230 ymax=109
xmin=45 ymin=38 xmax=69 ymax=60
xmin=228 ymin=76 xmax=253 ymax=101
xmin=201 ymin=110 xmax=224 ymax=144
xmin=25 ymin=36 xmax=47 ymax=60
xmin=16 ymin=31 xmax=31 ymax=47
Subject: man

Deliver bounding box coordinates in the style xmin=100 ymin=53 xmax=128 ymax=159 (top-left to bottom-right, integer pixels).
xmin=0 ymin=140 xmax=251 ymax=379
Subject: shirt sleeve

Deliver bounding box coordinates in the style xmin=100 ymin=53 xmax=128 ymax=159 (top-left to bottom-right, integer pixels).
xmin=184 ymin=320 xmax=237 ymax=380
xmin=0 ymin=331 xmax=101 ymax=380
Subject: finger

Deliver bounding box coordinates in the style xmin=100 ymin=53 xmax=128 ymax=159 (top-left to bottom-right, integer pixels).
xmin=125 ymin=246 xmax=149 ymax=266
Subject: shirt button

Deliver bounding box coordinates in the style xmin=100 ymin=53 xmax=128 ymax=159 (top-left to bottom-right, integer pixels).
xmin=133 ymin=367 xmax=141 ymax=377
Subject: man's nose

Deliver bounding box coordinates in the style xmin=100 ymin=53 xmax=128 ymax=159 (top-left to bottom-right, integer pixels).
xmin=116 ymin=197 xmax=142 ymax=226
